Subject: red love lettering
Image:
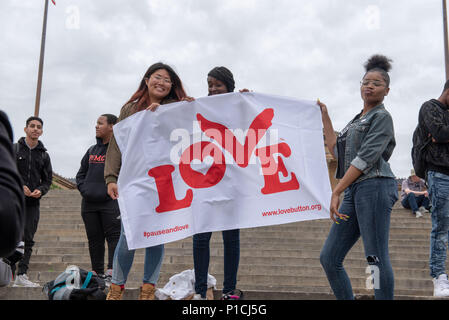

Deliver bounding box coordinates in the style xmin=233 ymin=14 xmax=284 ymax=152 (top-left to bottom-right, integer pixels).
xmin=197 ymin=108 xmax=274 ymax=167
xmin=148 ymin=165 xmax=193 ymax=213
xmin=147 ymin=108 xmax=299 ymax=213
xmin=179 ymin=141 xmax=226 ymax=189
xmin=255 ymin=142 xmax=300 ymax=194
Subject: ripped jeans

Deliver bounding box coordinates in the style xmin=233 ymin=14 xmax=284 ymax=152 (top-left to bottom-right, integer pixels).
xmin=428 ymin=171 xmax=449 ymax=279
xmin=320 ymin=177 xmax=398 ymax=300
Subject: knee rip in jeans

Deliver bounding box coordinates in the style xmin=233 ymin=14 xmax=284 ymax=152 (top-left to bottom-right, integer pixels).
xmin=367 ymin=255 xmax=380 ymax=265
xmin=435 ymin=239 xmax=448 ymax=251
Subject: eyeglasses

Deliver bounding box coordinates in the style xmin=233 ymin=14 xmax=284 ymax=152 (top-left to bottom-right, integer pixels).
xmin=360 ymin=80 xmax=386 ymax=87
xmin=151 ymin=75 xmax=172 ymax=85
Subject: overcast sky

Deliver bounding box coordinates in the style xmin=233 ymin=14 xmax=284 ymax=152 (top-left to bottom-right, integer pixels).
xmin=0 ymin=0 xmax=446 ymax=179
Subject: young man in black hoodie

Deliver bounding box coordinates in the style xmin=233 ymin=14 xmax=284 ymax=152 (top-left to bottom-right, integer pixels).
xmin=12 ymin=116 xmax=52 ymax=287
xmin=76 ymin=114 xmax=120 ymax=283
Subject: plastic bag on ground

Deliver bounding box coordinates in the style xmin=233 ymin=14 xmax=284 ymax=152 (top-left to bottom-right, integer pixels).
xmin=155 ymin=269 xmax=216 ymax=300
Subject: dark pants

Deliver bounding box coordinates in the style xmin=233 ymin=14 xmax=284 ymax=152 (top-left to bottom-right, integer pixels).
xmin=193 ymin=229 xmax=240 ymax=298
xmin=81 ymin=199 xmax=121 ymax=275
xmin=320 ymin=178 xmax=398 ymax=300
xmin=10 ymin=204 xmax=40 ymax=276
xmin=401 ymin=193 xmax=430 ymax=213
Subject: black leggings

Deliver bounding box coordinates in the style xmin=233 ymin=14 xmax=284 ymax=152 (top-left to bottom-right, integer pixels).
xmin=81 ymin=200 xmax=121 ymax=275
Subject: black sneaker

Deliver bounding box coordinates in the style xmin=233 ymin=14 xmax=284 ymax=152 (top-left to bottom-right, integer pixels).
xmin=221 ymin=289 xmax=244 ymax=300
xmin=95 ymin=273 xmax=112 ymax=287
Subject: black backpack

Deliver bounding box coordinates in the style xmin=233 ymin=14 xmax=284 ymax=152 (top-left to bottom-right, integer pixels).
xmin=411 ymin=122 xmax=431 ymax=180
xmin=43 ymin=266 xmax=106 ymax=300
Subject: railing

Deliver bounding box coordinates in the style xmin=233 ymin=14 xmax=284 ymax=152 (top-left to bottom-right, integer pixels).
xmin=52 ymin=172 xmax=76 ymax=190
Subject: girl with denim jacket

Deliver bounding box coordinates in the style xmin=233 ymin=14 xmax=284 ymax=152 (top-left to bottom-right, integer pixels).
xmin=318 ymin=55 xmax=398 ymax=300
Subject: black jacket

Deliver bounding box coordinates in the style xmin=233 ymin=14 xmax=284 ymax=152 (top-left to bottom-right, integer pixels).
xmin=420 ymin=99 xmax=449 ymax=176
xmin=76 ymin=138 xmax=113 ymax=203
xmin=15 ymin=137 xmax=53 ymax=206
xmin=0 ymin=111 xmax=25 ymax=257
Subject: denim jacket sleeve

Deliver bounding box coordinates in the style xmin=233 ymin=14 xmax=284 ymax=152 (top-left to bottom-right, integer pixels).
xmin=351 ymin=111 xmax=394 ymax=174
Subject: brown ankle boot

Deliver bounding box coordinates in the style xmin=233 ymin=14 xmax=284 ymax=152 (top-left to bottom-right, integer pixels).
xmin=106 ymin=284 xmax=124 ymax=300
xmin=139 ymin=283 xmax=156 ymax=300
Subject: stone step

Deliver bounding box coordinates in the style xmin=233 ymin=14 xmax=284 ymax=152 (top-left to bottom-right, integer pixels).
xmin=36 ymin=213 xmax=432 ymax=227
xmin=36 ymin=216 xmax=432 ymax=230
xmin=26 ymin=250 xmax=429 ymax=267
xmin=0 ymin=286 xmax=333 ymax=300
xmin=35 ymin=221 xmax=433 ymax=235
xmin=3 ymin=286 xmax=447 ymax=300
xmin=35 ymin=216 xmax=433 ymax=228
xmin=16 ymin=264 xmax=437 ymax=295
xmin=32 ymin=233 xmax=432 ymax=245
xmin=33 ymin=225 xmax=433 ymax=240
xmin=32 ymin=245 xmax=431 ymax=261
xmin=32 ymin=238 xmax=432 ymax=256
xmin=27 ymin=255 xmax=433 ymax=275
xmin=33 ymin=235 xmax=433 ymax=248
xmin=37 ymin=205 xmax=426 ymax=215
xmin=37 ymin=199 xmax=420 ymax=210
xmin=25 ymin=256 xmax=433 ymax=281
xmin=36 ymin=220 xmax=433 ymax=234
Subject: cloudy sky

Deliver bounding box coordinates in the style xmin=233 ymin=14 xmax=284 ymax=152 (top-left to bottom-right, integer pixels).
xmin=0 ymin=0 xmax=446 ymax=179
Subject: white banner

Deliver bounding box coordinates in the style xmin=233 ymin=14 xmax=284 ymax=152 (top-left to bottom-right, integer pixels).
xmin=114 ymin=92 xmax=331 ymax=249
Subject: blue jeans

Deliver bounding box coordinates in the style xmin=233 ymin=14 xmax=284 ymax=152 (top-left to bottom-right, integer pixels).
xmin=193 ymin=229 xmax=240 ymax=298
xmin=401 ymin=193 xmax=430 ymax=213
xmin=320 ymin=178 xmax=398 ymax=300
xmin=428 ymin=171 xmax=449 ymax=279
xmin=111 ymin=223 xmax=164 ymax=286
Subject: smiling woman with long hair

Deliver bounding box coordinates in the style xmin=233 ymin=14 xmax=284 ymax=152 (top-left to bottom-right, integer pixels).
xmin=104 ymin=62 xmax=187 ymax=300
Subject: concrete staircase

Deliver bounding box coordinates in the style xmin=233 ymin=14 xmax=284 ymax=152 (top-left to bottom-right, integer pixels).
xmin=0 ymin=189 xmax=446 ymax=300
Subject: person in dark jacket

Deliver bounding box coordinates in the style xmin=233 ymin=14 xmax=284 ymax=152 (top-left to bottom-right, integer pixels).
xmin=319 ymin=55 xmax=397 ymax=300
xmin=12 ymin=116 xmax=52 ymax=287
xmin=76 ymin=114 xmax=121 ymax=282
xmin=0 ymin=111 xmax=25 ymax=258
xmin=419 ymin=81 xmax=449 ymax=297
xmin=192 ymin=67 xmax=246 ymax=300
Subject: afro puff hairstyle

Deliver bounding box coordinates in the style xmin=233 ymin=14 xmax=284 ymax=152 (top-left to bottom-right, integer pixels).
xmin=363 ymin=54 xmax=393 ymax=87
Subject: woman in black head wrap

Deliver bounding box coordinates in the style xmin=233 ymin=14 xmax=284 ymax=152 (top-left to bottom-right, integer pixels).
xmin=207 ymin=66 xmax=236 ymax=95
xmin=192 ymin=66 xmax=245 ymax=301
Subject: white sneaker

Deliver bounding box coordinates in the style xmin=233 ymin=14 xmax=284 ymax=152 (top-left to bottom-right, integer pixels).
xmin=433 ymin=274 xmax=449 ymax=297
xmin=13 ymin=274 xmax=40 ymax=287
xmin=415 ymin=211 xmax=423 ymax=218
xmin=418 ymin=206 xmax=429 ymax=214
xmin=192 ymin=293 xmax=206 ymax=300
xmin=105 ymin=269 xmax=113 ymax=287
